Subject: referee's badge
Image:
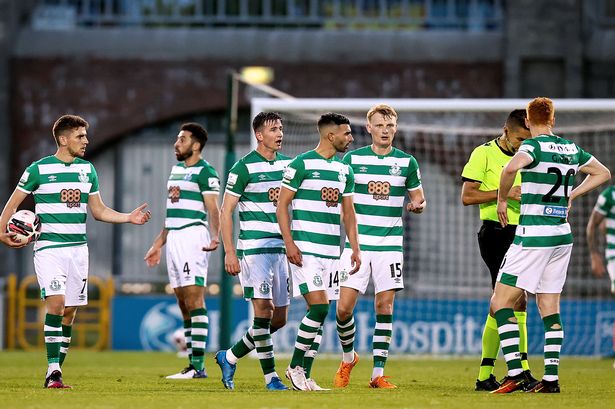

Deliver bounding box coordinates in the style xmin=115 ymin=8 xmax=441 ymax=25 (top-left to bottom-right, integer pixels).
xmin=389 ymin=163 xmax=401 ymax=176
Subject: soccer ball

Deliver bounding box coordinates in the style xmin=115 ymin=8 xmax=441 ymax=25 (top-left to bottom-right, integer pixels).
xmin=7 ymin=210 xmax=41 ymax=244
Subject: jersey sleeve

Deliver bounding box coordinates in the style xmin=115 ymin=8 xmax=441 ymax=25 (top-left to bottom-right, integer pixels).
xmin=518 ymin=139 xmax=541 ymax=168
xmin=199 ymin=165 xmax=221 ymax=195
xmin=594 ymin=187 xmax=612 ymax=216
xmin=281 ymin=157 xmax=305 ymax=192
xmin=406 ymin=156 xmax=422 ymax=191
xmin=577 ymin=145 xmax=594 ymax=168
xmin=225 ymin=161 xmax=249 ymax=197
xmin=16 ymin=163 xmax=40 ymax=194
xmin=461 ymin=146 xmax=487 ymax=183
xmin=343 ymin=164 xmax=354 ymax=196
xmin=89 ymin=164 xmax=100 ymax=194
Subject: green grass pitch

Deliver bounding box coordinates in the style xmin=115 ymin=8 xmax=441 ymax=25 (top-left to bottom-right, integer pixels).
xmin=0 ymin=351 xmax=613 ymax=409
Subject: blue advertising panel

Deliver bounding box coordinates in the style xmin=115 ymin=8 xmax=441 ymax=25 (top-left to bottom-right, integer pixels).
xmin=111 ymin=296 xmax=615 ymax=356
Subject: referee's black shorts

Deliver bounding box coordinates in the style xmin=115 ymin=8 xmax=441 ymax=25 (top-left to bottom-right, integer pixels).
xmin=477 ymin=220 xmax=517 ymax=288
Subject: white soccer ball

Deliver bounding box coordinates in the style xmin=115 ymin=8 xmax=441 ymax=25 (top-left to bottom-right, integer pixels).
xmin=7 ymin=210 xmax=41 ymax=244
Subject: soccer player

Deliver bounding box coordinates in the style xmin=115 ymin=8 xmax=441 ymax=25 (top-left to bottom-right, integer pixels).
xmin=461 ymin=109 xmax=537 ymax=391
xmin=0 ymin=115 xmax=151 ymax=388
xmin=214 ymin=112 xmax=291 ymax=391
xmin=586 ymin=185 xmax=615 ymax=368
xmin=144 ymin=122 xmax=220 ymax=379
xmin=333 ymin=104 xmax=425 ymax=389
xmin=277 ymin=113 xmax=361 ymax=391
xmin=491 ymin=97 xmax=610 ymax=393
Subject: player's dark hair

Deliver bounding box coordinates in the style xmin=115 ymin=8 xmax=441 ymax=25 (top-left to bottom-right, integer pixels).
xmin=180 ymin=122 xmax=208 ymax=151
xmin=317 ymin=113 xmax=350 ymax=131
xmin=506 ymin=109 xmax=529 ymax=130
xmin=252 ymin=112 xmax=283 ymax=133
xmin=52 ymin=115 xmax=89 ymax=145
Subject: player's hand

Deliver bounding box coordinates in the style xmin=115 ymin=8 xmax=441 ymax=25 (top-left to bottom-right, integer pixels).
xmin=590 ymin=253 xmax=607 ymax=278
xmin=129 ymin=203 xmax=152 ymax=225
xmin=508 ymin=186 xmax=522 ymax=201
xmin=349 ymin=250 xmax=361 ymax=275
xmin=407 ymin=198 xmax=426 ymax=214
xmin=144 ymin=246 xmax=161 ymax=267
xmin=225 ymin=252 xmax=241 ymax=276
xmin=497 ymin=200 xmax=508 ymax=227
xmin=0 ymin=231 xmax=28 ymax=248
xmin=286 ymin=242 xmax=303 ymax=267
xmin=202 ymin=238 xmax=220 ymax=252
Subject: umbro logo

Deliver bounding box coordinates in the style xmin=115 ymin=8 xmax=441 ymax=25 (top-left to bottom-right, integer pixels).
xmin=258 ymin=174 xmax=267 ymax=180
xmin=312 ymin=172 xmax=320 ymax=178
xmin=48 ymin=175 xmax=57 ymax=182
xmin=359 ymin=166 xmax=368 ymax=173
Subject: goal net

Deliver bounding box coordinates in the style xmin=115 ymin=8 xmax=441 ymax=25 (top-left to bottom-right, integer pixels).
xmin=251 ymin=98 xmax=615 ymax=356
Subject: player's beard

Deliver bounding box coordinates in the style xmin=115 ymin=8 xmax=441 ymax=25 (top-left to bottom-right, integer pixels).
xmin=175 ymin=148 xmax=192 ymax=161
xmin=68 ymin=145 xmax=85 ymax=158
xmin=334 ymin=140 xmax=351 ymax=153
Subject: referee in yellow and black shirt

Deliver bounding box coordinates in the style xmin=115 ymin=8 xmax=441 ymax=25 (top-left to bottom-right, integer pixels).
xmin=461 ymin=109 xmax=537 ymax=391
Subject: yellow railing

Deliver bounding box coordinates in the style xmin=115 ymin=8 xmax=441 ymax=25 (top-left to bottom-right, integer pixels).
xmin=5 ymin=273 xmax=113 ymax=350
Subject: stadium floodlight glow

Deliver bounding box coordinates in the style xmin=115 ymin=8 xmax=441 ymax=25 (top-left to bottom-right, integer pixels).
xmin=240 ymin=66 xmax=274 ymax=85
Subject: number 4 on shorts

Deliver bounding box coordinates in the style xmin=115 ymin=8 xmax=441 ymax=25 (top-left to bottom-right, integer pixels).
xmin=183 ymin=262 xmax=190 ymax=274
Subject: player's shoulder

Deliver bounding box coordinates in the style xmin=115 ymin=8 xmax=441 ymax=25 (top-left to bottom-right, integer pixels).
xmin=346 ymin=145 xmax=373 ymax=157
xmin=276 ymin=152 xmax=293 ymax=162
xmin=390 ymin=147 xmax=416 ymax=160
xmin=73 ymin=157 xmax=94 ymax=167
xmin=197 ymin=159 xmax=218 ymax=174
xmin=31 ymin=155 xmax=58 ymax=167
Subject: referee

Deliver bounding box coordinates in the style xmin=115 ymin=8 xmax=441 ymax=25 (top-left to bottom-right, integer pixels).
xmin=461 ymin=109 xmax=537 ymax=391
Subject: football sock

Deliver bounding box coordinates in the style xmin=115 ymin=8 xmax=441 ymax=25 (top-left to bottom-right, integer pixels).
xmin=542 ymin=313 xmax=563 ymax=381
xmin=336 ymin=315 xmax=356 ymax=363
xmin=477 ymin=314 xmax=500 ymax=381
xmin=494 ymin=308 xmax=523 ymax=377
xmin=515 ymin=311 xmax=530 ymax=371
xmin=290 ymin=304 xmax=329 ymax=369
xmin=59 ymin=324 xmax=72 ymax=366
xmin=372 ymin=314 xmax=392 ymax=377
xmin=44 ymin=314 xmax=62 ymax=376
xmin=304 ymin=326 xmax=323 ymax=379
xmin=190 ymin=308 xmax=208 ymax=371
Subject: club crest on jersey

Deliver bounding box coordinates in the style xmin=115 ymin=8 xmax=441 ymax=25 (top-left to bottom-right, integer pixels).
xmin=338 ymin=171 xmax=347 ymax=183
xmin=183 ymin=170 xmax=194 ymax=181
xmin=78 ymin=168 xmax=89 ymax=183
xmin=259 ymin=282 xmax=271 ymax=295
xmin=389 ymin=163 xmax=401 ymax=176
xmin=50 ymin=279 xmax=61 ymax=291
xmin=313 ymin=276 xmax=323 ymax=287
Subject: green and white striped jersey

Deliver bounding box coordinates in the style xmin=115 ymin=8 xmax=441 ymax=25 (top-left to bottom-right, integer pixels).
xmin=515 ymin=134 xmax=593 ymax=248
xmin=281 ymin=149 xmax=354 ymax=259
xmin=593 ymin=186 xmax=615 ymax=261
xmin=165 ymin=159 xmax=220 ymax=230
xmin=17 ymin=155 xmax=100 ymax=252
xmin=342 ymin=146 xmax=422 ymax=252
xmin=225 ymin=150 xmax=292 ymax=257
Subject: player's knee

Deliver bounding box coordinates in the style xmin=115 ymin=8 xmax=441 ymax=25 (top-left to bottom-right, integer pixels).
xmin=375 ymin=300 xmax=393 ymax=315
xmin=309 ymin=303 xmax=329 ymax=322
xmin=270 ymin=317 xmax=287 ymax=333
xmin=336 ymin=304 xmax=353 ymax=321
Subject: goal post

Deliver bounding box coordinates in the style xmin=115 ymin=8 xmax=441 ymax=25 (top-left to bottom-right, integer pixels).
xmin=250 ymin=98 xmax=615 ymax=356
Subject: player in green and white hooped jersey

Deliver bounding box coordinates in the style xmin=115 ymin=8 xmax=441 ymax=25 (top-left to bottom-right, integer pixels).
xmin=144 ymin=123 xmax=220 ymax=379
xmin=587 ymin=186 xmax=615 ymax=293
xmin=491 ymin=98 xmax=610 ymax=394
xmin=586 ymin=185 xmax=615 ymax=369
xmin=461 ymin=110 xmax=537 ymax=392
xmin=333 ymin=104 xmax=425 ymax=390
xmin=0 ymin=115 xmax=151 ymax=389
xmin=215 ymin=112 xmax=291 ymax=391
xmin=277 ymin=113 xmax=361 ymax=391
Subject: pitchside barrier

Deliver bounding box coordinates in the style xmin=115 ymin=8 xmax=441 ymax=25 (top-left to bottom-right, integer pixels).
xmin=3 ymin=274 xmax=113 ymax=350
xmin=110 ymin=295 xmax=615 ymax=356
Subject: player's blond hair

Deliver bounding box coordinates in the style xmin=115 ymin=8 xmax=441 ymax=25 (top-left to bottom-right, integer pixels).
xmin=366 ymin=104 xmax=398 ymax=123
xmin=527 ymin=97 xmax=554 ymax=126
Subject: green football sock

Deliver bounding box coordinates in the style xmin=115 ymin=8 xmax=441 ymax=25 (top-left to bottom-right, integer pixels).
xmin=290 ymin=304 xmax=328 ymax=368
xmin=190 ymin=308 xmax=208 ymax=371
xmin=304 ymin=326 xmax=323 ymax=378
xmin=59 ymin=324 xmax=72 ymax=366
